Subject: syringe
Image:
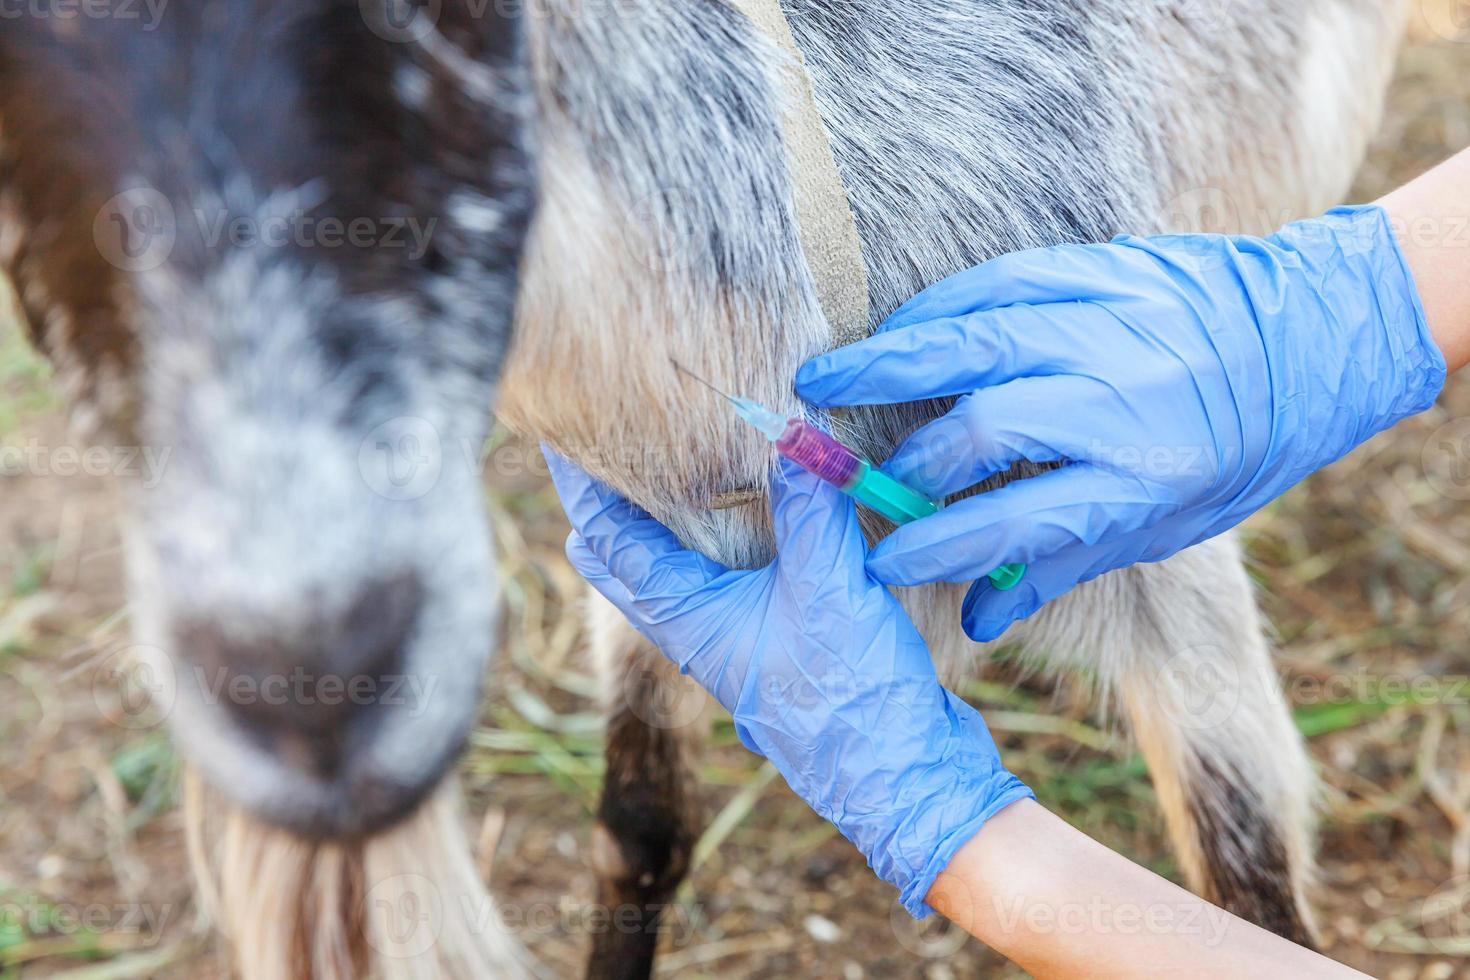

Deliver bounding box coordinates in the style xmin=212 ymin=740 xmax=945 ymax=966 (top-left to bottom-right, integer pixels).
xmin=673 ymin=362 xmax=1026 ymax=592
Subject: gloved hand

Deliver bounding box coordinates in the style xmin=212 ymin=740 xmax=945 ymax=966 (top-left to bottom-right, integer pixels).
xmin=546 ymin=451 xmax=1033 ymax=916
xmin=797 ymin=205 xmax=1447 ymax=642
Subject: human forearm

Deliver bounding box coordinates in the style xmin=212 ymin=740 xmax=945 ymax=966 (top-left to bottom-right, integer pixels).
xmin=928 ymin=800 xmax=1365 ymax=980
xmin=1378 ymin=145 xmax=1470 ymax=372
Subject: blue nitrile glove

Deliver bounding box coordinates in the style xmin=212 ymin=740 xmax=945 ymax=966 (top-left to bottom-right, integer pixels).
xmin=545 ymin=451 xmax=1033 ymax=917
xmin=797 ymin=205 xmax=1447 ymax=642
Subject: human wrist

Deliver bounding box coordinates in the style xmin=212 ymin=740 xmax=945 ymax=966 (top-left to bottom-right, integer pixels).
xmin=925 ymin=797 xmax=1045 ymax=935
xmin=1259 ymin=206 xmax=1446 ymax=486
xmin=1376 ymin=146 xmax=1470 ymax=373
xmin=1336 ymin=205 xmax=1447 ymax=423
xmin=862 ymin=690 xmax=1033 ymax=918
xmin=891 ymin=766 xmax=1033 ymax=918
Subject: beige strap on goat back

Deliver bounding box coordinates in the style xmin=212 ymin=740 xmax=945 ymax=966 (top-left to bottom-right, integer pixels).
xmin=730 ymin=0 xmax=872 ymax=346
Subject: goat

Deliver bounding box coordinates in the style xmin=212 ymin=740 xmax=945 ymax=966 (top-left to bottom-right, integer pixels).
xmin=2 ymin=3 xmax=534 ymax=975
xmin=504 ymin=0 xmax=1407 ymax=974
xmin=0 ymin=1 xmax=1408 ymax=977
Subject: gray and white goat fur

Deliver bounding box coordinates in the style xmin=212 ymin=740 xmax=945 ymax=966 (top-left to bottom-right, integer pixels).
xmin=502 ymin=0 xmax=1404 ymax=974
xmin=0 ymin=0 xmax=1407 ymax=977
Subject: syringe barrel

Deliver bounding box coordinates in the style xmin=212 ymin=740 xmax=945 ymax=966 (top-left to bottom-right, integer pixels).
xmin=775 ymin=417 xmax=942 ymax=525
xmin=767 ymin=413 xmax=1025 ymax=590
xmin=774 ymin=418 xmax=865 ymax=488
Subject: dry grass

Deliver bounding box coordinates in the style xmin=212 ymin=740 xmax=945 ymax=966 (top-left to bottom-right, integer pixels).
xmin=0 ymin=19 xmax=1467 ymax=980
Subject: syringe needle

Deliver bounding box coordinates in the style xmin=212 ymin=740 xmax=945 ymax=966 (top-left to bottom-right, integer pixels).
xmin=669 ymin=358 xmax=737 ymax=403
xmin=669 ymin=355 xmax=1025 ymax=589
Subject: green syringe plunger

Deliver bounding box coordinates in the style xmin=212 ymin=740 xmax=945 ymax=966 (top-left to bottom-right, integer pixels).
xmin=673 ymin=363 xmax=1026 ymax=592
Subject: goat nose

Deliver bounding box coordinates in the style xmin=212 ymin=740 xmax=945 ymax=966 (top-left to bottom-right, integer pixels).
xmin=175 ymin=574 xmax=426 ymax=778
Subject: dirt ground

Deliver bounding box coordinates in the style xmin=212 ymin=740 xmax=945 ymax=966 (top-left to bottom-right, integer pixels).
xmin=2 ymin=9 xmax=1469 ymax=980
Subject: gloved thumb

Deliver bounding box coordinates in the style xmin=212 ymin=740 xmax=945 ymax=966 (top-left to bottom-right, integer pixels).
xmin=960 ymin=543 xmax=1102 ymax=641
xmin=961 ymin=575 xmax=1044 ymax=643
xmin=769 ymin=456 xmax=868 ymax=580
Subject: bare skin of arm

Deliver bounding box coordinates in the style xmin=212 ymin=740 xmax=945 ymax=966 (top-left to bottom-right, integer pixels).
xmin=1379 ymin=145 xmax=1470 ymax=372
xmin=926 ymin=800 xmax=1367 ymax=979
xmin=920 ymin=149 xmax=1470 ymax=977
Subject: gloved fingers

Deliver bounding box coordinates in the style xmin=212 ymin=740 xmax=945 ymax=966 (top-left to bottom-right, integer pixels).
xmin=878 ymin=243 xmax=1116 ymax=332
xmin=865 ymin=464 xmax=1173 ymax=586
xmin=881 ymin=377 xmax=1092 ymax=499
xmin=544 ymin=446 xmax=644 ymax=530
xmin=564 ymin=532 xmax=643 ymax=627
xmin=770 ymin=456 xmax=868 ymax=579
xmin=546 ymin=449 xmax=728 ymax=599
xmin=795 ymin=302 xmax=1109 ymax=408
xmin=958 ymin=542 xmax=1115 ymax=642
